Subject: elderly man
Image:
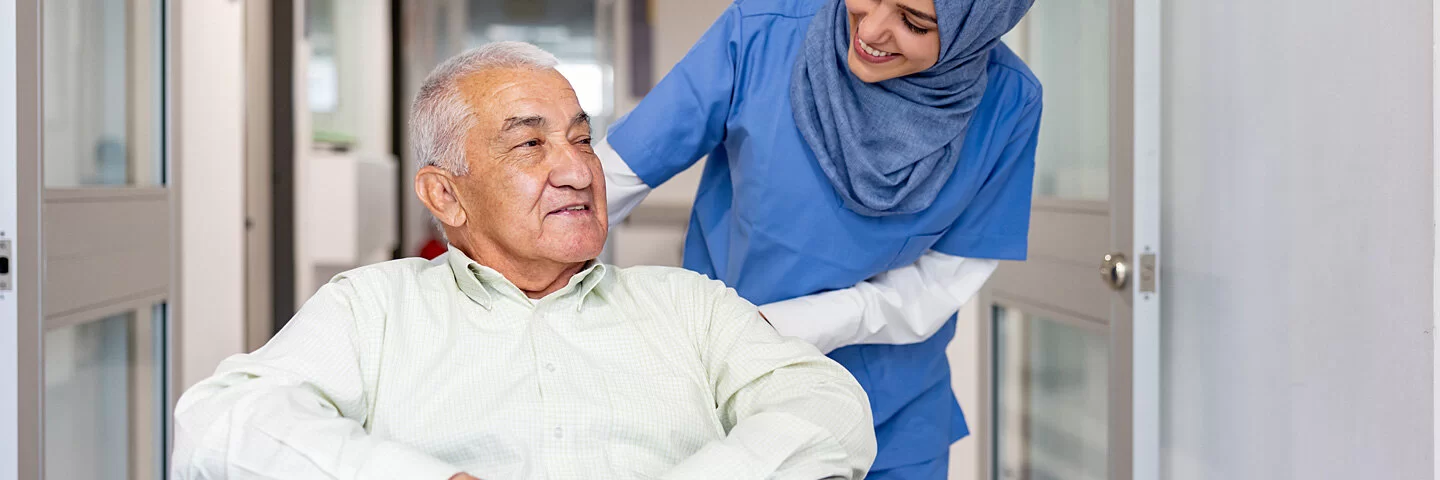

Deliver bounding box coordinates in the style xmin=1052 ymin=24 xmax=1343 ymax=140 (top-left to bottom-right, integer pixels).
xmin=171 ymin=42 xmax=875 ymax=480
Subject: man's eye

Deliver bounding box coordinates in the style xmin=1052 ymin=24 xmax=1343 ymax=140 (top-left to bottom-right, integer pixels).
xmin=518 ymin=139 xmax=541 ymax=148
xmin=577 ymin=137 xmax=592 ymax=145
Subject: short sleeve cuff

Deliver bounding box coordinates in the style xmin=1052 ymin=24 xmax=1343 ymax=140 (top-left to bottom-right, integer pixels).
xmin=932 ymin=232 xmax=1028 ymax=261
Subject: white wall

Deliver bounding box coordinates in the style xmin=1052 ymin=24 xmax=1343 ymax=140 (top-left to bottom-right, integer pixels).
xmin=178 ymin=0 xmax=247 ymax=388
xmin=1162 ymin=1 xmax=1434 ymax=478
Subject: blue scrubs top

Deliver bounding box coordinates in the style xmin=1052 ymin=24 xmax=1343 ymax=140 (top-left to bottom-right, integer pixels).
xmin=607 ymin=0 xmax=1042 ymax=471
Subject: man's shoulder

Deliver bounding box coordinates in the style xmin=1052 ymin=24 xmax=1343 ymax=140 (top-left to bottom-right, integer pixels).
xmin=610 ymin=264 xmax=724 ymax=291
xmin=325 ymin=256 xmax=448 ymax=290
xmin=607 ymin=265 xmax=757 ymax=319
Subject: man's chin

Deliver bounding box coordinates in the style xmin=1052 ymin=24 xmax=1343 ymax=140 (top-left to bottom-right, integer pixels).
xmin=539 ymin=237 xmax=606 ymax=264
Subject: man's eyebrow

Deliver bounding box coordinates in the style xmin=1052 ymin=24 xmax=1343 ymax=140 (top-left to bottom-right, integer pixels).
xmin=897 ymin=4 xmax=938 ymax=24
xmin=572 ymin=112 xmax=590 ymax=128
xmin=502 ymin=115 xmax=546 ymax=132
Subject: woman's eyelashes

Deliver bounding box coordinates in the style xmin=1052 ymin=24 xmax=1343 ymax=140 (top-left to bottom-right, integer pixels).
xmin=902 ymin=16 xmax=931 ymax=35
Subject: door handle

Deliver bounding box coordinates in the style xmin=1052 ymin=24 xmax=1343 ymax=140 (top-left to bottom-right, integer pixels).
xmin=1101 ymin=253 xmax=1129 ymax=291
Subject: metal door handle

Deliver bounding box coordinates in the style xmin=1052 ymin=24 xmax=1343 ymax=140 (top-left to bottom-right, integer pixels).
xmin=1101 ymin=253 xmax=1129 ymax=291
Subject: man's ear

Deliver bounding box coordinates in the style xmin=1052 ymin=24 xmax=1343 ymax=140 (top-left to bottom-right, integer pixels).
xmin=415 ymin=166 xmax=469 ymax=229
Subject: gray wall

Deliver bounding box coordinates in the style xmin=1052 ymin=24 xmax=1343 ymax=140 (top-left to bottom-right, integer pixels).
xmin=1162 ymin=1 xmax=1433 ymax=478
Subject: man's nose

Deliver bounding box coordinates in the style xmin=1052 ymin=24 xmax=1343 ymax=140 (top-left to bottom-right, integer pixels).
xmin=548 ymin=143 xmax=593 ymax=190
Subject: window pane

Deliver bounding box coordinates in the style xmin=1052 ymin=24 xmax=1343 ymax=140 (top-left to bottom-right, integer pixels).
xmin=44 ymin=306 xmax=166 ymax=479
xmin=1014 ymin=0 xmax=1111 ymax=201
xmin=993 ymin=306 xmax=1108 ymax=480
xmin=42 ymin=0 xmax=165 ymax=187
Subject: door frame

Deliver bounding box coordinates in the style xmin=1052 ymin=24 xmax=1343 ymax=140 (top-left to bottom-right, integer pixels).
xmin=1431 ymin=0 xmax=1440 ymax=477
xmin=1130 ymin=0 xmax=1162 ymax=477
xmin=11 ymin=0 xmax=42 ymax=477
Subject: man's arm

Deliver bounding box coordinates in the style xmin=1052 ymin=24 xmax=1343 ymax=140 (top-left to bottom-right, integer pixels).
xmin=660 ymin=274 xmax=877 ymax=480
xmin=171 ymin=280 xmax=464 ymax=480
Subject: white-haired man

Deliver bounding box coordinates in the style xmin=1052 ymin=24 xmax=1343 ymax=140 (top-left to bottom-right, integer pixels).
xmin=171 ymin=42 xmax=876 ymax=480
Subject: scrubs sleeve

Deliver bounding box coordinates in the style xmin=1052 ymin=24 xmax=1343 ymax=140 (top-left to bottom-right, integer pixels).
xmin=605 ymin=2 xmax=743 ymax=188
xmin=932 ymin=90 xmax=1042 ymax=261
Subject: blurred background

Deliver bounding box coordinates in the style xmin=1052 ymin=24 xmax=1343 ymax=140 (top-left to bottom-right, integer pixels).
xmin=3 ymin=0 xmax=1435 ymax=479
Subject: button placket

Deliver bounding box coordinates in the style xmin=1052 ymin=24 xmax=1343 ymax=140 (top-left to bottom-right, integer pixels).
xmin=533 ymin=308 xmax=575 ymax=469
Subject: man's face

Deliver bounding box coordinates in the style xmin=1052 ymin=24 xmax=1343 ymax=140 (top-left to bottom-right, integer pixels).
xmin=449 ymin=68 xmax=608 ymax=265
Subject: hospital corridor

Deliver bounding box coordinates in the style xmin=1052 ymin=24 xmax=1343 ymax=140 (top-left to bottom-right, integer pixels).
xmin=0 ymin=0 xmax=1436 ymax=478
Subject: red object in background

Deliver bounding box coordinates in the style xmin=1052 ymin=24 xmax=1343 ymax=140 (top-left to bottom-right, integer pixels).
xmin=418 ymin=237 xmax=447 ymax=260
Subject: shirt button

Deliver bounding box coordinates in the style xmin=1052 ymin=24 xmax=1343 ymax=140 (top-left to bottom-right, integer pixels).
xmin=554 ymin=427 xmax=563 ymax=439
xmin=545 ymin=363 xmax=556 ymax=372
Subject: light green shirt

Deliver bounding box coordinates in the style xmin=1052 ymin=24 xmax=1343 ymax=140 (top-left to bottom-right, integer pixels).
xmin=173 ymin=246 xmax=875 ymax=480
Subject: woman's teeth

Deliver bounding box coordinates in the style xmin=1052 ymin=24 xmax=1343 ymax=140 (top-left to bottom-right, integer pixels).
xmin=858 ymin=38 xmax=894 ymax=57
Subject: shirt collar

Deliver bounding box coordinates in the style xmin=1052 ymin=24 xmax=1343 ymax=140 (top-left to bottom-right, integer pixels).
xmin=444 ymin=244 xmax=609 ymax=310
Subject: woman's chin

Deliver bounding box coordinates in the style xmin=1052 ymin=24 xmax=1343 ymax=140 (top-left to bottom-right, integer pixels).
xmin=846 ymin=50 xmax=892 ymax=83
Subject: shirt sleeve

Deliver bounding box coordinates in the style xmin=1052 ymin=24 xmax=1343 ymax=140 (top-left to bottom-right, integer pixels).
xmin=605 ymin=1 xmax=742 ymax=188
xmin=760 ymin=250 xmax=997 ymax=353
xmin=659 ymin=274 xmax=877 ymax=480
xmin=932 ymin=88 xmax=1043 ymax=261
xmin=170 ymin=280 xmax=463 ymax=480
xmin=599 ymin=137 xmax=654 ymax=228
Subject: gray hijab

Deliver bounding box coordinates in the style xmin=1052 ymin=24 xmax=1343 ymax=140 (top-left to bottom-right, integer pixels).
xmin=790 ymin=0 xmax=1034 ymax=216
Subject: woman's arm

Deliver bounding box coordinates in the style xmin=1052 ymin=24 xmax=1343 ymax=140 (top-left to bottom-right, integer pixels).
xmin=599 ymin=138 xmax=652 ymax=228
xmin=601 ymin=2 xmax=745 ymax=213
xmin=760 ymin=250 xmax=997 ymax=353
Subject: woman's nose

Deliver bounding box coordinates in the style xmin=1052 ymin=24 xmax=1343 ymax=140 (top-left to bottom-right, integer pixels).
xmin=855 ymin=5 xmax=895 ymax=45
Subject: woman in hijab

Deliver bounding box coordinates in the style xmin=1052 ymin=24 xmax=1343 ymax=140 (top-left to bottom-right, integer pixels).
xmin=599 ymin=0 xmax=1040 ymax=476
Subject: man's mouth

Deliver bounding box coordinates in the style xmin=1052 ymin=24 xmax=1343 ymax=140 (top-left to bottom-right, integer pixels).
xmin=547 ymin=203 xmax=592 ymax=216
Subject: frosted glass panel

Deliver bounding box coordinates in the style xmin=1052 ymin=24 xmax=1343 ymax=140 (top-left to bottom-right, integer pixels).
xmin=994 ymin=306 xmax=1108 ymax=480
xmin=1017 ymin=0 xmax=1110 ymax=200
xmin=42 ymin=0 xmax=165 ymax=186
xmin=44 ymin=307 xmax=166 ymax=479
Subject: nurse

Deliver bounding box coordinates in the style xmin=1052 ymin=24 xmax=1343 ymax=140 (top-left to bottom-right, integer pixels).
xmin=599 ymin=0 xmax=1039 ymax=476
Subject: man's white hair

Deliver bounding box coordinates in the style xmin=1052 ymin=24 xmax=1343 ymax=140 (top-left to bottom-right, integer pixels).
xmin=410 ymin=41 xmax=560 ymax=176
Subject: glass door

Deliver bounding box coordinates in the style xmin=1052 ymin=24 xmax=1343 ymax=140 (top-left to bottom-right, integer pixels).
xmin=9 ymin=0 xmax=175 ymax=477
xmin=983 ymin=0 xmax=1161 ymax=478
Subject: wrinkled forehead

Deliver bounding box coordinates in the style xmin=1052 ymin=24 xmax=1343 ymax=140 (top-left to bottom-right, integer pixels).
xmin=454 ymin=68 xmax=583 ymax=130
